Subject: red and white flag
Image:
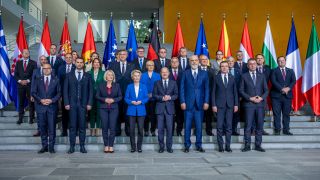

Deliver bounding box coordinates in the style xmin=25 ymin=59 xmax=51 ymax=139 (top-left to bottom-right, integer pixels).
xmin=37 ymin=16 xmax=51 ymax=63
xmin=240 ymin=18 xmax=253 ymax=62
xmin=59 ymin=15 xmax=72 ymax=59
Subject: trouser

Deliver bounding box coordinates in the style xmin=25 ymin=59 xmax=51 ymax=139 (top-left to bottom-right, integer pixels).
xmin=69 ymin=104 xmax=86 ymax=146
xmin=243 ymin=106 xmax=264 ymax=146
xmin=216 ymin=107 xmax=233 ymax=147
xmin=129 ymin=116 xmax=145 ymax=150
xmin=157 ymin=111 xmax=173 ymax=149
xmin=272 ymin=96 xmax=292 ymax=132
xmin=100 ymin=108 xmax=118 ymax=147
xmin=184 ymin=108 xmax=204 ymax=149
xmin=38 ymin=110 xmax=56 ymax=149
xmin=18 ymin=86 xmax=35 ymax=121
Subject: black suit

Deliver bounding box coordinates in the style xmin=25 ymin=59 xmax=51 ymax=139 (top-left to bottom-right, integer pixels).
xmin=47 ymin=56 xmax=65 ymax=74
xmin=96 ymin=82 xmax=122 ymax=147
xmin=229 ymin=68 xmax=242 ymax=133
xmin=153 ymin=79 xmax=178 ymax=150
xmin=109 ymin=61 xmax=135 ymax=136
xmin=133 ymin=57 xmax=148 ymax=72
xmin=63 ymin=70 xmax=93 ymax=147
xmin=14 ymin=59 xmax=37 ymax=122
xmin=257 ymin=65 xmax=271 ymax=83
xmin=270 ymin=67 xmax=296 ymax=132
xmin=239 ymin=71 xmax=268 ymax=147
xmin=154 ymin=58 xmax=171 ymax=72
xmin=178 ymin=57 xmax=190 ymax=71
xmin=31 ymin=75 xmax=60 ymax=150
xmin=234 ymin=61 xmax=248 ymax=74
xmin=212 ymin=73 xmax=238 ymax=148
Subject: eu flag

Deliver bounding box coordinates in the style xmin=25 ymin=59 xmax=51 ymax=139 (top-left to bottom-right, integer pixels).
xmin=194 ymin=19 xmax=210 ymax=58
xmin=103 ymin=18 xmax=117 ymax=68
xmin=126 ymin=20 xmax=138 ymax=62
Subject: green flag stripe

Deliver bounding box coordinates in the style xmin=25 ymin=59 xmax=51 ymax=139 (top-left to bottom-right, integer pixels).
xmin=262 ymin=43 xmax=278 ymax=69
xmin=306 ymin=21 xmax=320 ymax=59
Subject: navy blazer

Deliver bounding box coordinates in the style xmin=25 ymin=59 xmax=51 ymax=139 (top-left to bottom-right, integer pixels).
xmin=95 ymin=82 xmax=122 ymax=109
xmin=57 ymin=64 xmax=75 ymax=90
xmin=270 ymin=67 xmax=296 ymax=99
xmin=47 ymin=56 xmax=65 ymax=73
xmin=154 ymin=58 xmax=171 ymax=72
xmin=63 ymin=70 xmax=93 ymax=107
xmin=212 ymin=73 xmax=238 ymax=108
xmin=125 ymin=83 xmax=149 ymax=116
xmin=31 ymin=75 xmax=61 ymax=113
xmin=169 ymin=68 xmax=183 ymax=88
xmin=178 ymin=56 xmax=190 ymax=71
xmin=234 ymin=61 xmax=248 ymax=74
xmin=239 ymin=72 xmax=269 ymax=107
xmin=133 ymin=57 xmax=148 ymax=72
xmin=153 ymin=79 xmax=178 ymax=115
xmin=14 ymin=59 xmax=37 ymax=88
xmin=109 ymin=61 xmax=135 ymax=94
xmin=180 ymin=69 xmax=209 ymax=110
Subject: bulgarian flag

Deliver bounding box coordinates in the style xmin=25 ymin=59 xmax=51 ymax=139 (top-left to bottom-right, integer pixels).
xmin=302 ymin=17 xmax=320 ymax=115
xmin=38 ymin=15 xmax=51 ymax=63
xmin=262 ymin=18 xmax=277 ymax=69
xmin=218 ymin=18 xmax=231 ymax=59
xmin=240 ymin=17 xmax=253 ymax=63
xmin=286 ymin=17 xmax=306 ymax=111
xmin=82 ymin=19 xmax=96 ymax=64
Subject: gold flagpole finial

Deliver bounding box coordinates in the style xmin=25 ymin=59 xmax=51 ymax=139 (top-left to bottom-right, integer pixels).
xmin=312 ymin=14 xmax=315 ymax=20
xmin=245 ymin=12 xmax=248 ymax=19
xmin=223 ymin=13 xmax=226 ymax=19
xmin=110 ymin=12 xmax=113 ymax=18
xmin=177 ymin=12 xmax=181 ymax=19
xmin=200 ymin=13 xmax=204 ymax=19
xmin=267 ymin=14 xmax=270 ymax=20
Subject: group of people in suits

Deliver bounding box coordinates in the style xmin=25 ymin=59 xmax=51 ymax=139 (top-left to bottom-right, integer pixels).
xmin=14 ymin=44 xmax=296 ymax=154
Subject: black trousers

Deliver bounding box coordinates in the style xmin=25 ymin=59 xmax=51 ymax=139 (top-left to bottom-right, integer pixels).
xmin=144 ymin=101 xmax=156 ymax=133
xmin=204 ymin=109 xmax=214 ymax=133
xmin=18 ymin=86 xmax=35 ymax=121
xmin=157 ymin=111 xmax=173 ymax=149
xmin=38 ymin=110 xmax=57 ymax=149
xmin=61 ymin=99 xmax=69 ymax=134
xmin=69 ymin=104 xmax=86 ymax=146
xmin=216 ymin=107 xmax=233 ymax=147
xmin=116 ymin=100 xmax=129 ymax=135
xmin=272 ymin=96 xmax=292 ymax=131
xmin=173 ymin=100 xmax=184 ymax=133
xmin=129 ymin=116 xmax=145 ymax=150
xmin=100 ymin=108 xmax=118 ymax=147
xmin=243 ymin=106 xmax=264 ymax=146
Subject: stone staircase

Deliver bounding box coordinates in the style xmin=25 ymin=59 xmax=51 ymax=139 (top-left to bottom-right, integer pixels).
xmin=0 ymin=111 xmax=319 ymax=152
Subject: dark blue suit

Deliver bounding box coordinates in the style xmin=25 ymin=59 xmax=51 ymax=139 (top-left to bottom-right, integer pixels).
xmin=63 ymin=70 xmax=93 ymax=147
xmin=239 ymin=71 xmax=268 ymax=147
xmin=229 ymin=67 xmax=242 ymax=133
xmin=212 ymin=73 xmax=238 ymax=147
xmin=153 ymin=79 xmax=178 ymax=150
xmin=270 ymin=67 xmax=296 ymax=132
xmin=96 ymin=82 xmax=122 ymax=147
xmin=31 ymin=75 xmax=60 ymax=150
xmin=234 ymin=61 xmax=248 ymax=74
xmin=47 ymin=56 xmax=65 ymax=74
xmin=154 ymin=58 xmax=171 ymax=73
xmin=180 ymin=69 xmax=209 ymax=149
xmin=178 ymin=57 xmax=190 ymax=71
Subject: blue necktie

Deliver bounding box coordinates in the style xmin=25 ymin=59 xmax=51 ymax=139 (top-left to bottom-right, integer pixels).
xmin=77 ymin=71 xmax=81 ymax=81
xmin=252 ymin=72 xmax=256 ymax=86
xmin=224 ymin=74 xmax=228 ymax=87
xmin=139 ymin=59 xmax=143 ymax=69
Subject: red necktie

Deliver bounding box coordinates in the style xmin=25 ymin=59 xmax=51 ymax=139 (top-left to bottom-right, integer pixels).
xmin=281 ymin=68 xmax=286 ymax=81
xmin=45 ymin=77 xmax=49 ymax=92
xmin=173 ymin=70 xmax=177 ymax=80
xmin=23 ymin=61 xmax=27 ymax=72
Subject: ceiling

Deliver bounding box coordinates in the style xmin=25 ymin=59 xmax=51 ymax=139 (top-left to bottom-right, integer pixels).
xmin=66 ymin=0 xmax=162 ymax=20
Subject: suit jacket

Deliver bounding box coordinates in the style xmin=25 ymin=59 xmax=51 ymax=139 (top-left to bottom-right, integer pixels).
xmin=95 ymin=82 xmax=122 ymax=109
xmin=124 ymin=83 xmax=149 ymax=116
xmin=234 ymin=61 xmax=248 ymax=74
xmin=178 ymin=56 xmax=190 ymax=71
xmin=154 ymin=58 xmax=171 ymax=72
xmin=229 ymin=67 xmax=241 ymax=89
xmin=153 ymin=79 xmax=178 ymax=115
xmin=180 ymin=69 xmax=209 ymax=110
xmin=169 ymin=68 xmax=183 ymax=88
xmin=140 ymin=71 xmax=161 ymax=100
xmin=133 ymin=57 xmax=148 ymax=72
xmin=209 ymin=59 xmax=220 ymax=75
xmin=57 ymin=64 xmax=75 ymax=90
xmin=31 ymin=68 xmax=56 ymax=94
xmin=63 ymin=70 xmax=93 ymax=107
xmin=239 ymin=72 xmax=269 ymax=107
xmin=270 ymin=67 xmax=296 ymax=99
xmin=109 ymin=61 xmax=135 ymax=94
xmin=47 ymin=56 xmax=65 ymax=73
xmin=14 ymin=59 xmax=37 ymax=88
xmin=31 ymin=75 xmax=61 ymax=113
xmin=257 ymin=65 xmax=271 ymax=83
xmin=199 ymin=67 xmax=215 ymax=98
xmin=212 ymin=73 xmax=238 ymax=108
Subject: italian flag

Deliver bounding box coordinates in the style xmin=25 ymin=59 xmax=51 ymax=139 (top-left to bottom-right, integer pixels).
xmin=262 ymin=18 xmax=277 ymax=69
xmin=302 ymin=18 xmax=320 ymax=115
xmin=240 ymin=18 xmax=253 ymax=63
xmin=38 ymin=15 xmax=51 ymax=63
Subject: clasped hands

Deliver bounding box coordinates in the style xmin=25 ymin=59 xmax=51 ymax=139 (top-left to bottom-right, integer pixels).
xmin=162 ymin=95 xmax=171 ymax=101
xmin=249 ymin=96 xmax=263 ymax=104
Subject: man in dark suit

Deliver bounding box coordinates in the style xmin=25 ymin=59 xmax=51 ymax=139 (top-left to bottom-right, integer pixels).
xmin=178 ymin=47 xmax=190 ymax=71
xmin=109 ymin=49 xmax=135 ymax=136
xmin=234 ymin=50 xmax=248 ymax=74
xmin=31 ymin=64 xmax=61 ymax=154
xmin=227 ymin=56 xmax=242 ymax=135
xmin=47 ymin=44 xmax=64 ymax=74
xmin=199 ymin=54 xmax=215 ymax=136
xmin=212 ymin=61 xmax=238 ymax=152
xmin=180 ymin=55 xmax=209 ymax=153
xmin=64 ymin=58 xmax=93 ymax=154
xmin=14 ymin=49 xmax=37 ymax=124
xmin=153 ymin=67 xmax=178 ymax=153
xmin=154 ymin=48 xmax=171 ymax=72
xmin=169 ymin=57 xmax=184 ymax=136
xmin=239 ymin=58 xmax=269 ymax=152
xmin=57 ymin=53 xmax=75 ymax=136
xmin=133 ymin=47 xmax=148 ymax=72
xmin=271 ymin=56 xmax=296 ymax=135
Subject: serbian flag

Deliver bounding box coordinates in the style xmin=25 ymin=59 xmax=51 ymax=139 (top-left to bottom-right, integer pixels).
xmin=218 ymin=18 xmax=231 ymax=59
xmin=286 ymin=17 xmax=306 ymax=112
xmin=239 ymin=18 xmax=253 ymax=62
xmin=171 ymin=18 xmax=184 ymax=57
xmin=59 ymin=15 xmax=72 ymax=59
xmin=82 ymin=19 xmax=96 ymax=64
xmin=147 ymin=19 xmax=160 ymax=60
xmin=37 ymin=15 xmax=51 ymax=63
xmin=302 ymin=17 xmax=320 ymax=115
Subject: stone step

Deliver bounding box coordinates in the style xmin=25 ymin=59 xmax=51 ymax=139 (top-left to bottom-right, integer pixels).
xmin=0 ymin=135 xmax=320 ymax=144
xmin=1 ymin=142 xmax=320 ymax=152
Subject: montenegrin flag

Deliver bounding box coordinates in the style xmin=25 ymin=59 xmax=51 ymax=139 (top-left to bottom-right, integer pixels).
xmin=81 ymin=19 xmax=96 ymax=64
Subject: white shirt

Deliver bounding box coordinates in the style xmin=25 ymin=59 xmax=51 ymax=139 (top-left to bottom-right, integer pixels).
xmin=134 ymin=84 xmax=139 ymax=98
xmin=181 ymin=57 xmax=187 ymax=68
xmin=120 ymin=61 xmax=127 ymax=73
xmin=66 ymin=64 xmax=72 ymax=73
xmin=50 ymin=55 xmax=56 ymax=64
xmin=160 ymin=58 xmax=166 ymax=66
xmin=172 ymin=68 xmax=179 ymax=75
xmin=221 ymin=73 xmax=228 ymax=84
xmin=250 ymin=71 xmax=257 ymax=80
xmin=44 ymin=75 xmax=51 ymax=84
xmin=191 ymin=68 xmax=198 ymax=77
xmin=162 ymin=79 xmax=168 ymax=88
xmin=75 ymin=69 xmax=84 ymax=80
xmin=201 ymin=66 xmax=207 ymax=71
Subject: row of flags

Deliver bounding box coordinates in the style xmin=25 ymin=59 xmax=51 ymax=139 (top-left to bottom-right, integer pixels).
xmin=0 ymin=13 xmax=319 ymax=117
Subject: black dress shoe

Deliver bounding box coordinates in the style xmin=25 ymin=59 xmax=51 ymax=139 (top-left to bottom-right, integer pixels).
xmin=196 ymin=147 xmax=205 ymax=153
xmin=115 ymin=132 xmax=121 ymax=137
xmin=262 ymin=130 xmax=269 ymax=135
xmin=33 ymin=131 xmax=40 ymax=137
xmin=183 ymin=148 xmax=189 ymax=153
xmin=49 ymin=149 xmax=55 ymax=154
xmin=176 ymin=131 xmax=182 ymax=136
xmin=60 ymin=132 xmax=68 ymax=137
xmin=29 ymin=119 xmax=34 ymax=124
xmin=158 ymin=148 xmax=164 ymax=153
xmin=274 ymin=130 xmax=281 ymax=135
xmin=218 ymin=146 xmax=224 ymax=152
xmin=130 ymin=149 xmax=136 ymax=153
xmin=38 ymin=147 xmax=48 ymax=154
xmin=225 ymin=146 xmax=232 ymax=152
xmin=144 ymin=132 xmax=149 ymax=137
xmin=137 ymin=149 xmax=142 ymax=153
xmin=16 ymin=120 xmax=22 ymax=125
xmin=241 ymin=145 xmax=251 ymax=152
xmin=67 ymin=146 xmax=75 ymax=154
xmin=232 ymin=132 xmax=240 ymax=136
xmin=80 ymin=146 xmax=87 ymax=153
xmin=151 ymin=132 xmax=156 ymax=137
xmin=167 ymin=149 xmax=173 ymax=153
xmin=283 ymin=131 xmax=293 ymax=135
xmin=206 ymin=131 xmax=214 ymax=136
xmin=254 ymin=146 xmax=266 ymax=152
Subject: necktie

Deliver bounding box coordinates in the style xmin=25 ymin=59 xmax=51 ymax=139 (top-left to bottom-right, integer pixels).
xmin=139 ymin=59 xmax=143 ymax=69
xmin=161 ymin=59 xmax=165 ymax=67
xmin=259 ymin=67 xmax=262 ymax=73
xmin=173 ymin=70 xmax=177 ymax=80
xmin=67 ymin=65 xmax=70 ymax=73
xmin=164 ymin=80 xmax=168 ymax=91
xmin=252 ymin=72 xmax=256 ymax=86
xmin=23 ymin=60 xmax=27 ymax=72
xmin=77 ymin=71 xmax=81 ymax=81
xmin=281 ymin=68 xmax=286 ymax=80
xmin=182 ymin=58 xmax=186 ymax=69
xmin=51 ymin=57 xmax=54 ymax=66
xmin=45 ymin=77 xmax=49 ymax=92
xmin=224 ymin=74 xmax=228 ymax=87
xmin=239 ymin=62 xmax=242 ymax=71
xmin=193 ymin=71 xmax=197 ymax=80
xmin=121 ymin=63 xmax=125 ymax=75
